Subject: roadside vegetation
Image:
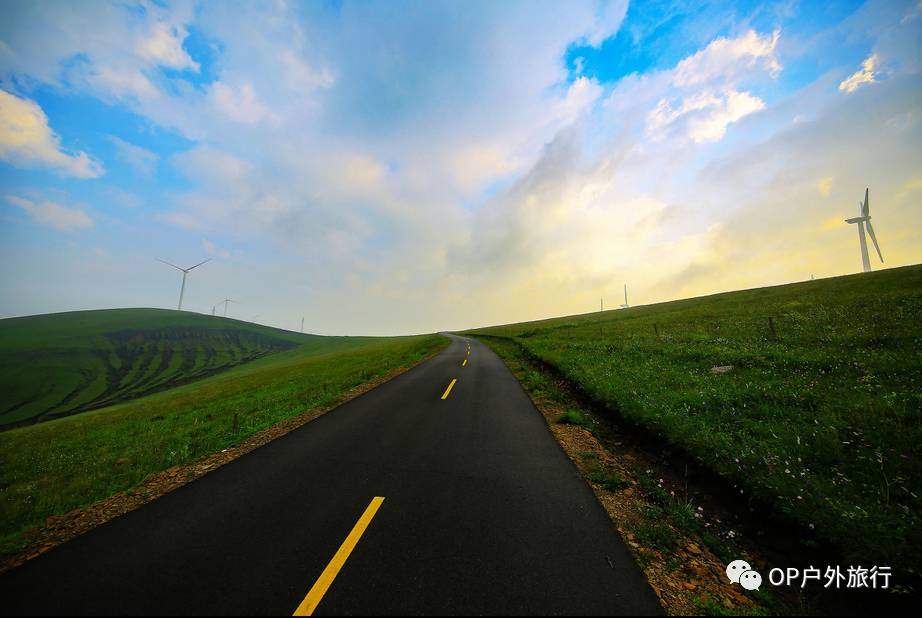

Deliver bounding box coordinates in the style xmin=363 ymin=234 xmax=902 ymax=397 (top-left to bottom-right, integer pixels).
xmin=466 ymin=265 xmax=922 ymax=577
xmin=485 ymin=336 xmax=788 ymax=615
xmin=0 ymin=310 xmax=446 ymax=560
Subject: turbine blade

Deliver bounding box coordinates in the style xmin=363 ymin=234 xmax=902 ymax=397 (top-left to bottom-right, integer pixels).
xmin=866 ymin=220 xmax=883 ymax=262
xmin=863 ymin=188 xmax=869 ymax=217
xmin=156 ymin=258 xmax=183 ymax=271
xmin=186 ymin=258 xmax=211 ymax=271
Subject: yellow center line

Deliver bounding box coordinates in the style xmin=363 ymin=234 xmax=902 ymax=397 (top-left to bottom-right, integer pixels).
xmin=292 ymin=496 xmax=385 ymax=616
xmin=462 ymin=358 xmax=467 ymax=367
xmin=441 ymin=378 xmax=458 ymax=400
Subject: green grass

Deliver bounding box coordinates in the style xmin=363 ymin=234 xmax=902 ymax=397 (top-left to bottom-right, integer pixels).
xmin=555 ymin=409 xmax=598 ymax=435
xmin=466 ymin=264 xmax=922 ymax=572
xmin=633 ymin=514 xmax=680 ymax=554
xmin=584 ymin=468 xmax=630 ymax=491
xmin=0 ymin=308 xmax=384 ymax=428
xmin=0 ymin=309 xmax=447 ymax=557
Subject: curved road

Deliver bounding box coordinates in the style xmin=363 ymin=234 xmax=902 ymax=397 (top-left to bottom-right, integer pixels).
xmin=0 ymin=335 xmax=662 ymax=615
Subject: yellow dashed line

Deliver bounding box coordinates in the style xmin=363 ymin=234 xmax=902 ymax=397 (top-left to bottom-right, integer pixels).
xmin=441 ymin=378 xmax=458 ymax=400
xmin=292 ymin=497 xmax=385 ymax=616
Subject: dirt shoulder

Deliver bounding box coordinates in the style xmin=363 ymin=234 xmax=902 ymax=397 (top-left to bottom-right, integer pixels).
xmin=477 ymin=334 xmax=801 ymax=616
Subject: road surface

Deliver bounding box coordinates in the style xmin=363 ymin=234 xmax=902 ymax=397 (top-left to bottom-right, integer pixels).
xmin=0 ymin=335 xmax=662 ymax=615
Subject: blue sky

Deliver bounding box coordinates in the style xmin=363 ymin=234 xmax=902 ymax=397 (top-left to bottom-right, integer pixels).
xmin=1 ymin=1 xmax=921 ymax=334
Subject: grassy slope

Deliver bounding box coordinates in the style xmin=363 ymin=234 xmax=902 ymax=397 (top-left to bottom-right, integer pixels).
xmin=0 ymin=310 xmax=446 ymax=555
xmin=0 ymin=308 xmax=355 ymax=427
xmin=465 ymin=265 xmax=922 ymax=571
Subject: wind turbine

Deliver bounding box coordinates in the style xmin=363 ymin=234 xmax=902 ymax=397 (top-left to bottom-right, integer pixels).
xmin=620 ymin=284 xmax=630 ymax=309
xmin=845 ymin=188 xmax=883 ymax=273
xmin=219 ymin=298 xmax=237 ymax=317
xmin=157 ymin=258 xmax=210 ymax=311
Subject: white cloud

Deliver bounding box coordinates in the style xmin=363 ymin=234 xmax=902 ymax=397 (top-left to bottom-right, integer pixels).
xmin=5 ymin=195 xmax=93 ymax=230
xmin=555 ymin=76 xmax=605 ymax=125
xmin=449 ymin=145 xmax=519 ymax=192
xmin=839 ymin=54 xmax=879 ymax=93
xmin=87 ymin=66 xmax=158 ymax=101
xmin=201 ymin=238 xmax=231 ymax=258
xmin=173 ymin=145 xmax=252 ymax=185
xmin=0 ymin=89 xmax=104 ymax=178
xmin=107 ymin=135 xmax=158 ymax=176
xmin=138 ymin=21 xmax=199 ymax=72
xmin=209 ymin=82 xmax=277 ymax=125
xmin=674 ymin=29 xmax=781 ymax=88
xmin=632 ymin=30 xmax=780 ymax=145
xmin=280 ymin=50 xmax=334 ymax=92
xmin=687 ymin=89 xmax=765 ymax=143
xmin=582 ymin=0 xmax=629 ymax=47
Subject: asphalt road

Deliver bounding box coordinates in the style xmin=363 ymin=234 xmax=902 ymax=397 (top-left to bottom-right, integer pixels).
xmin=0 ymin=335 xmax=662 ymax=616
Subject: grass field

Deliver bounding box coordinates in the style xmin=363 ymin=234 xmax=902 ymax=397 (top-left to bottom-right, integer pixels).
xmin=0 ymin=309 xmax=446 ymax=558
xmin=0 ymin=309 xmax=337 ymax=428
xmin=465 ymin=264 xmax=922 ymax=573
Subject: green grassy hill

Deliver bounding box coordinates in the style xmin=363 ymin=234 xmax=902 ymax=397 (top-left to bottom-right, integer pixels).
xmin=0 ymin=309 xmax=334 ymax=428
xmin=0 ymin=310 xmax=445 ymax=558
xmin=465 ymin=264 xmax=922 ymax=571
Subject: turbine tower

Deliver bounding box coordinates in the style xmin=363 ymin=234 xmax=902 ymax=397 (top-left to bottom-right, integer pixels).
xmin=620 ymin=284 xmax=629 ymax=309
xmin=220 ymin=298 xmax=237 ymax=317
xmin=845 ymin=188 xmax=883 ymax=273
xmin=157 ymin=258 xmax=210 ymax=311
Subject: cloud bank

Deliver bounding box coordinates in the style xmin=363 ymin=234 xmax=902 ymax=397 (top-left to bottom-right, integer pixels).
xmin=0 ymin=0 xmax=920 ymax=334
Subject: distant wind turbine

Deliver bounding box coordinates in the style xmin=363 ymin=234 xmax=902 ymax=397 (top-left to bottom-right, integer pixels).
xmin=620 ymin=284 xmax=630 ymax=309
xmin=157 ymin=258 xmax=210 ymax=310
xmin=845 ymin=188 xmax=883 ymax=273
xmin=220 ymin=298 xmax=237 ymax=317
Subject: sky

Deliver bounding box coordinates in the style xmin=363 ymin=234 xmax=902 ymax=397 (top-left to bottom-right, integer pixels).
xmin=1 ymin=0 xmax=920 ymax=335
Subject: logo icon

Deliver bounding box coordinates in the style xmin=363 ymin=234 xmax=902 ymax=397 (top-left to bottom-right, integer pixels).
xmin=726 ymin=559 xmax=761 ymax=591
xmin=726 ymin=559 xmax=751 ymax=584
xmin=739 ymin=569 xmax=762 ymax=590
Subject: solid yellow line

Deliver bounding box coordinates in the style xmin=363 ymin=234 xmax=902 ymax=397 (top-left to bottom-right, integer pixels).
xmin=292 ymin=496 xmax=385 ymax=616
xmin=462 ymin=358 xmax=467 ymax=367
xmin=441 ymin=378 xmax=457 ymax=400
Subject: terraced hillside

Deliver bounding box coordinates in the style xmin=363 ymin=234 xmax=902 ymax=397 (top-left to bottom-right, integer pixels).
xmin=0 ymin=322 xmax=445 ymax=559
xmin=0 ymin=309 xmax=313 ymax=428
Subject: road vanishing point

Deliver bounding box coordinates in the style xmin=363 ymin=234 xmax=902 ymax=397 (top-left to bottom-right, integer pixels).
xmin=0 ymin=335 xmax=662 ymax=616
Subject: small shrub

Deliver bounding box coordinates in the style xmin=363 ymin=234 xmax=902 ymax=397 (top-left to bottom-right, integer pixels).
xmin=585 ymin=468 xmax=630 ymax=491
xmin=555 ymin=409 xmax=596 ymax=434
xmin=633 ymin=520 xmax=679 ymax=553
